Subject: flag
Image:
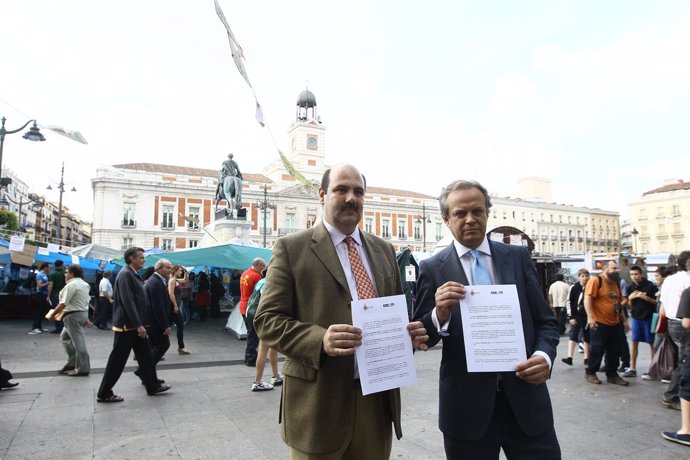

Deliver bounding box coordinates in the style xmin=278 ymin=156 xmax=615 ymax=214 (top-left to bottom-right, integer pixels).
xmin=279 ymin=149 xmax=317 ymax=189
xmin=255 ymin=99 xmax=265 ymax=127
xmin=215 ymin=0 xmax=252 ymax=87
xmin=43 ymin=126 xmax=88 ymax=144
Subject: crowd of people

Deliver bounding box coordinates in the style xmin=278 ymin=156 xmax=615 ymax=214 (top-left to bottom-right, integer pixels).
xmin=550 ymin=251 xmax=690 ymax=447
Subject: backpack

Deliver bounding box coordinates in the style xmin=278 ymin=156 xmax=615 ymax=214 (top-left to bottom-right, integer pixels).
xmin=245 ymin=279 xmax=265 ymax=325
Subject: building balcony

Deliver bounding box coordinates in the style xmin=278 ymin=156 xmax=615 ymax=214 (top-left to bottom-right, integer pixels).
xmin=259 ymin=227 xmax=272 ymax=235
xmin=121 ymin=221 xmax=136 ymax=229
xmin=577 ymin=237 xmax=583 ymax=242
xmin=398 ymin=234 xmax=408 ymax=240
xmin=161 ymin=224 xmax=175 ymax=231
xmin=550 ymin=236 xmax=557 ymax=241
xmin=560 ymin=236 xmax=566 ymax=241
xmin=657 ymin=232 xmax=669 ymax=239
xmin=672 ymin=232 xmax=685 ymax=238
xmin=278 ymin=227 xmax=299 ymax=236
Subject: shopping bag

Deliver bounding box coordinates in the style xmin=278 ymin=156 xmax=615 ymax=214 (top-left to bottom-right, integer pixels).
xmin=648 ymin=332 xmax=677 ymax=381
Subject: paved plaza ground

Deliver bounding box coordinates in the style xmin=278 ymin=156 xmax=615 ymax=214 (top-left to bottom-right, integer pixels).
xmin=1 ymin=316 xmax=688 ymax=459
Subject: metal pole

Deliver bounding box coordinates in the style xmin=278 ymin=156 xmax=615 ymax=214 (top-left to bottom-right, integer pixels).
xmin=262 ymin=186 xmax=268 ymax=248
xmin=422 ymin=203 xmax=427 ymax=252
xmin=57 ymin=162 xmax=65 ymax=246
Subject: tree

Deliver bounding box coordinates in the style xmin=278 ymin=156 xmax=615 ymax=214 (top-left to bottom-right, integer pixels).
xmin=0 ymin=210 xmax=19 ymax=231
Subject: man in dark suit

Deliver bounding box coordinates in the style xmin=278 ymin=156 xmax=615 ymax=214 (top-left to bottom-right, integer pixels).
xmin=97 ymin=247 xmax=171 ymax=403
xmin=413 ymin=180 xmax=560 ymax=459
xmin=255 ymin=164 xmax=428 ymax=459
xmin=145 ymin=259 xmax=173 ymax=365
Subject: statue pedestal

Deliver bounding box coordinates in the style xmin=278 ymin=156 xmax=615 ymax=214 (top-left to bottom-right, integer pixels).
xmin=199 ymin=218 xmax=254 ymax=248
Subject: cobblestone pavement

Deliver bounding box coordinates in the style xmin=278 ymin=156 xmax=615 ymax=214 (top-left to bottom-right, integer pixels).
xmin=1 ymin=318 xmax=687 ymax=459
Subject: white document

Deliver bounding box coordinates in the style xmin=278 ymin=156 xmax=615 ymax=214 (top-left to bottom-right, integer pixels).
xmin=351 ymin=294 xmax=417 ymax=395
xmin=460 ymin=284 xmax=527 ymax=372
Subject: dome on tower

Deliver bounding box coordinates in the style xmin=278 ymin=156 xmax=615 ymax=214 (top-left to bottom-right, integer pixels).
xmin=297 ymin=89 xmax=317 ymax=108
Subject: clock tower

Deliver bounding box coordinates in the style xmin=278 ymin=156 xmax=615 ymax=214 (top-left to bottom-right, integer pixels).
xmin=264 ymin=88 xmax=327 ymax=184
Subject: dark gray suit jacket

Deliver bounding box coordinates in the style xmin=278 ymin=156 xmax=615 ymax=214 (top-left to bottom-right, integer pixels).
xmin=413 ymin=241 xmax=559 ymax=440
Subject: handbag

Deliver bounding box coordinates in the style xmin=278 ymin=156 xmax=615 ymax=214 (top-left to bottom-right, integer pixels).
xmin=648 ymin=332 xmax=678 ymax=381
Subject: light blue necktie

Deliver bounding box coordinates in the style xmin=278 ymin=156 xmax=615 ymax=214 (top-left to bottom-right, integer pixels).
xmin=469 ymin=249 xmax=492 ymax=285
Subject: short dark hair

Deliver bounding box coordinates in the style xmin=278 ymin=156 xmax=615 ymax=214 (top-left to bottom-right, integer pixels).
xmin=678 ymin=250 xmax=690 ymax=272
xmin=438 ymin=180 xmax=492 ymax=220
xmin=124 ymin=247 xmax=145 ymax=264
xmin=555 ymin=274 xmax=564 ymax=282
xmin=66 ymin=265 xmax=84 ymax=278
xmin=40 ymin=262 xmax=51 ymax=270
xmin=55 ymin=260 xmax=64 ymax=268
xmin=630 ymin=265 xmax=643 ymax=274
xmin=320 ymin=167 xmax=367 ymax=192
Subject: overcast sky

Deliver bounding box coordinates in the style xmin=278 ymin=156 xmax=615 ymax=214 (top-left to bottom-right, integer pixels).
xmin=2 ymin=1 xmax=689 ymax=221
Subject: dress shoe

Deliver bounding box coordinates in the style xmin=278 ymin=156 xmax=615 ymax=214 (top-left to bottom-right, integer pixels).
xmin=58 ymin=365 xmax=76 ymax=375
xmin=133 ymin=369 xmax=164 ymax=384
xmin=147 ymin=384 xmax=172 ymax=396
xmin=607 ymin=375 xmax=630 ymax=386
xmin=1 ymin=381 xmax=20 ymax=389
xmin=561 ymin=357 xmax=573 ymax=366
xmin=66 ymin=370 xmax=89 ymax=377
xmin=585 ymin=373 xmax=601 ymax=384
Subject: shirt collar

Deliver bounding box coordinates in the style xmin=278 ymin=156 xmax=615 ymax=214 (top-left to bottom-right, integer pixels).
xmin=323 ymin=219 xmax=363 ymax=247
xmin=452 ymin=236 xmax=492 ymax=259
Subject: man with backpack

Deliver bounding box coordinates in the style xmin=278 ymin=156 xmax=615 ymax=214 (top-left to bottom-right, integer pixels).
xmin=584 ymin=261 xmax=630 ymax=385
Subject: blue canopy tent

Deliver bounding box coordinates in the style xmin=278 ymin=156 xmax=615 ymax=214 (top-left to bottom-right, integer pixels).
xmin=144 ymin=243 xmax=272 ymax=271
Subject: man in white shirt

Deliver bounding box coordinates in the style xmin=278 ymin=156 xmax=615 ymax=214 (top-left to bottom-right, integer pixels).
xmin=56 ymin=265 xmax=92 ymax=377
xmin=549 ymin=274 xmax=571 ymax=335
xmin=97 ymin=271 xmax=114 ymax=330
xmin=661 ymin=251 xmax=690 ymax=410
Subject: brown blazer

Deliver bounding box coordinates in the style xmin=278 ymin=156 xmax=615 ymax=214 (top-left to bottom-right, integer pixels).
xmin=254 ymin=223 xmax=404 ymax=455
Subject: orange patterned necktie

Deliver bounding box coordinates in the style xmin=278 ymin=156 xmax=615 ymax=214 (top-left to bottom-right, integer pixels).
xmin=344 ymin=236 xmax=377 ymax=300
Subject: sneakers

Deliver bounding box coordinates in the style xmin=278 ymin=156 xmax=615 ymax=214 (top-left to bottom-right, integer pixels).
xmin=661 ymin=378 xmax=672 ymax=384
xmin=577 ymin=343 xmax=585 ymax=353
xmin=252 ymin=381 xmax=274 ymax=392
xmin=661 ymin=431 xmax=690 ymax=446
xmin=661 ymin=399 xmax=682 ymax=411
xmin=641 ymin=373 xmax=653 ymax=380
xmin=270 ymin=376 xmax=283 ymax=386
xmin=585 ymin=373 xmax=601 ymax=384
xmin=561 ymin=357 xmax=573 ymax=366
xmin=621 ymin=368 xmax=637 ymax=377
xmin=28 ymin=328 xmax=43 ymax=335
xmin=607 ymin=375 xmax=630 ymax=386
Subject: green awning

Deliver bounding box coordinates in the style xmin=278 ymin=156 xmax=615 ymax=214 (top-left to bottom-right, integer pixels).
xmin=145 ymin=243 xmax=272 ymax=271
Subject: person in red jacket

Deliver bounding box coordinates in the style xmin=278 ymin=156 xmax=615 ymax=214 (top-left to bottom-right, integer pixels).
xmin=241 ymin=258 xmax=266 ymax=366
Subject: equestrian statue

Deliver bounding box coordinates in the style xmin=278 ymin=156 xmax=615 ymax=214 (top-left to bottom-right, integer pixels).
xmin=215 ymin=153 xmax=243 ymax=216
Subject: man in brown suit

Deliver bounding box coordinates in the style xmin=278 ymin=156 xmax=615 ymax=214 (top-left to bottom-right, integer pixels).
xmin=254 ymin=164 xmax=428 ymax=459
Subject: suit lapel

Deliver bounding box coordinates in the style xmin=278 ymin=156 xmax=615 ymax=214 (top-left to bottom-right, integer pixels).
xmin=439 ymin=245 xmax=470 ymax=285
xmin=489 ymin=241 xmax=515 ymax=285
xmin=310 ymin=224 xmax=351 ymax=298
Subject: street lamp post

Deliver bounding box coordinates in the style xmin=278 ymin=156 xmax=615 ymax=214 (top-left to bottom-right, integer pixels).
xmin=631 ymin=227 xmax=639 ymax=254
xmin=256 ymin=184 xmax=275 ymax=248
xmin=47 ymin=162 xmax=76 ymax=248
xmin=416 ymin=203 xmax=432 ymax=252
xmin=0 ymin=117 xmax=46 ymax=188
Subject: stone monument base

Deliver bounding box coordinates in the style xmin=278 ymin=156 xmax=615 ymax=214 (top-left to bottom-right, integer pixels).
xmin=199 ymin=218 xmax=254 ymax=248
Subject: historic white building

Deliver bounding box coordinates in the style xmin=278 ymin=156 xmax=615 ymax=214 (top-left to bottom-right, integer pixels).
xmin=90 ymin=90 xmax=620 ymax=256
xmin=629 ymin=179 xmax=690 ymax=254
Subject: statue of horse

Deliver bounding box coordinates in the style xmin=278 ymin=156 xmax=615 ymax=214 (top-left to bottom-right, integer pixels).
xmin=215 ymin=174 xmax=243 ymax=215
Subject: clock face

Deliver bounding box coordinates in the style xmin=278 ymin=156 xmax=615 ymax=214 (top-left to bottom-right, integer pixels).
xmin=307 ymin=135 xmax=318 ymax=149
